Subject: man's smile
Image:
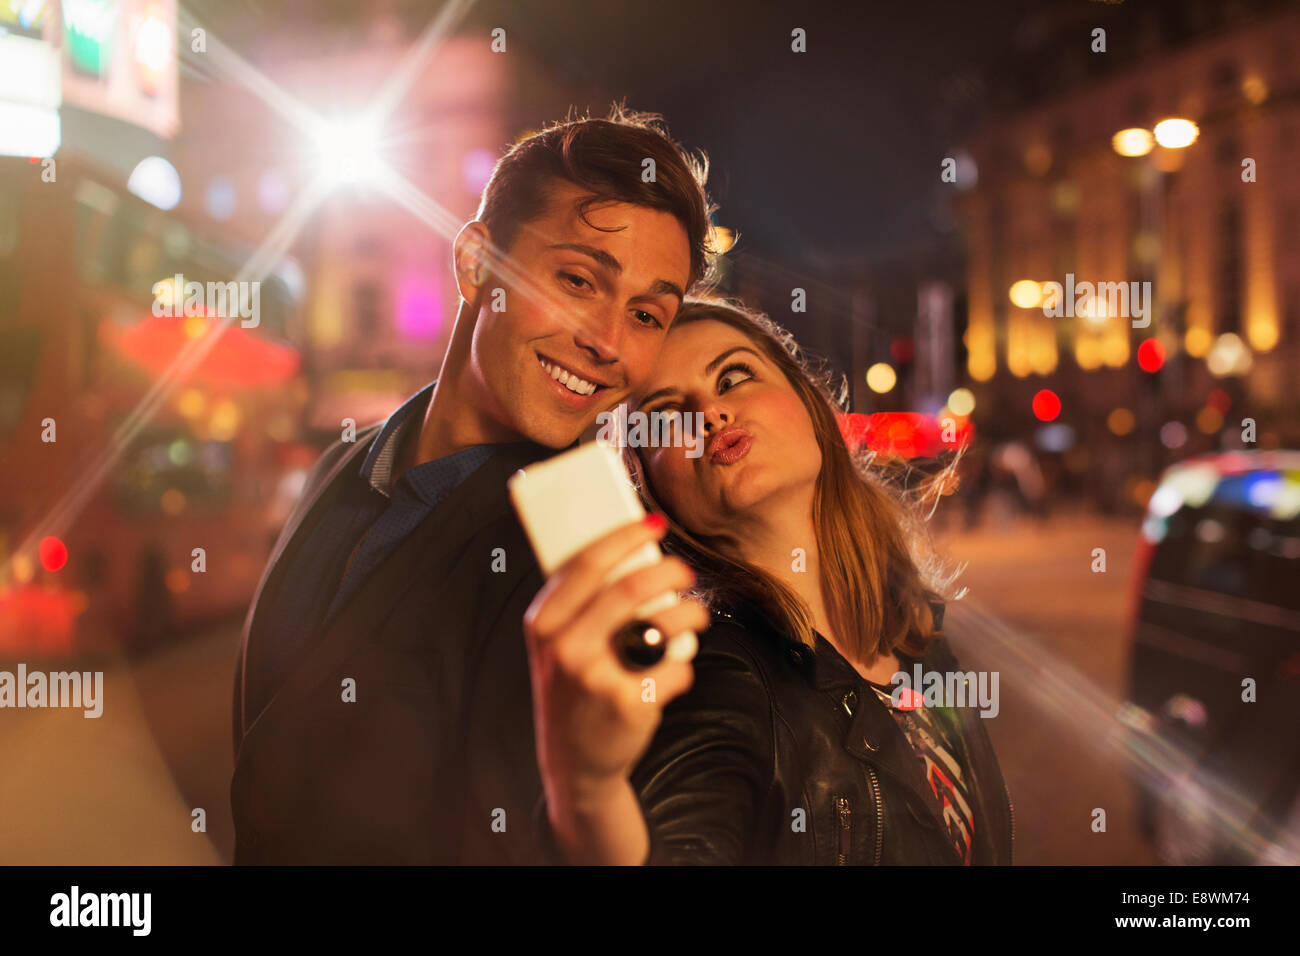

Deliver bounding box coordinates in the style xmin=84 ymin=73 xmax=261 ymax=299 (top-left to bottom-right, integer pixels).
xmin=536 ymin=352 xmax=614 ymax=398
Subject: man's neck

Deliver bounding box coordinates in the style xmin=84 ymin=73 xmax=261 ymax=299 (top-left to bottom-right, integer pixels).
xmin=413 ymin=299 xmax=519 ymax=467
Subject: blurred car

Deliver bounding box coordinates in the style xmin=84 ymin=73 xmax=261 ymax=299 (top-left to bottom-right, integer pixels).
xmin=1126 ymin=450 xmax=1300 ymax=864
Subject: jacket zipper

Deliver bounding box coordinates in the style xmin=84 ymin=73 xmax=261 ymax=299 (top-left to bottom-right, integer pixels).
xmin=1005 ymin=780 xmax=1016 ymax=865
xmin=867 ymin=767 xmax=883 ymax=865
xmin=835 ymin=796 xmax=852 ymax=864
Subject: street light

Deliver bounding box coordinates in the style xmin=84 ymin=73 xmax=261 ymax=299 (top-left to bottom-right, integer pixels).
xmin=1112 ymin=128 xmax=1154 ymax=158
xmin=308 ymin=113 xmax=389 ymax=187
xmin=1111 ymin=117 xmax=1199 ymax=482
xmin=866 ymin=362 xmax=897 ymax=394
xmin=1206 ymin=332 xmax=1253 ymax=377
xmin=1112 ymin=118 xmax=1199 ymax=157
xmin=1008 ymin=279 xmax=1044 ymax=309
xmin=1153 ymin=118 xmax=1199 ymax=150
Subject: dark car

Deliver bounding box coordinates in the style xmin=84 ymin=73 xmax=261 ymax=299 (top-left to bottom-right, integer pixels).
xmin=1126 ymin=450 xmax=1300 ymax=865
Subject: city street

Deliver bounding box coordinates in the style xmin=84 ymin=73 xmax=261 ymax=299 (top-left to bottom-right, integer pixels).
xmin=0 ymin=507 xmax=1157 ymax=865
xmin=935 ymin=506 xmax=1159 ymax=865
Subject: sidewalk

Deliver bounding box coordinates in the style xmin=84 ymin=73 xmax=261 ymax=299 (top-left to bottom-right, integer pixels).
xmin=0 ymin=623 xmax=240 ymax=865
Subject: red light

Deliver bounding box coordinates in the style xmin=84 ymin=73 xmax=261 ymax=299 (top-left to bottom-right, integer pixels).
xmin=895 ymin=687 xmax=923 ymax=711
xmin=890 ymin=337 xmax=915 ymax=364
xmin=1032 ymin=389 xmax=1061 ymax=422
xmin=1137 ymin=339 xmax=1165 ymax=373
xmin=835 ymin=412 xmax=871 ymax=453
xmin=39 ymin=537 xmax=68 ymax=572
xmin=1207 ymin=388 xmax=1232 ymax=413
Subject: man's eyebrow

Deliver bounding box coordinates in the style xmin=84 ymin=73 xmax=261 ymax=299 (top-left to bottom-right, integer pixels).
xmin=548 ymin=243 xmax=622 ymax=274
xmin=646 ymin=279 xmax=685 ymax=302
xmin=639 ymin=346 xmax=763 ymax=408
xmin=548 ymin=244 xmax=682 ymax=301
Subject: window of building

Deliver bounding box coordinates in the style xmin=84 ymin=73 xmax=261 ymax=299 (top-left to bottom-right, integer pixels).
xmin=1216 ymin=199 xmax=1242 ymax=335
xmin=353 ymin=280 xmax=383 ymax=338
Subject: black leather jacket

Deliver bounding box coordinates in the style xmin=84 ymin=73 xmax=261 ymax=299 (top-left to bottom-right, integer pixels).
xmin=629 ymin=604 xmax=1015 ymax=865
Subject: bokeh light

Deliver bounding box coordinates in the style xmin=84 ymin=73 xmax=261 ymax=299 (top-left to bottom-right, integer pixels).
xmin=866 ymin=362 xmax=897 ymax=394
xmin=1107 ymin=407 xmax=1135 ymax=436
xmin=1032 ymin=389 xmax=1061 ymax=422
xmin=947 ymin=387 xmax=976 ymax=417
xmin=1136 ymin=339 xmax=1165 ymax=372
xmin=1160 ymin=421 xmax=1189 ymax=449
xmin=1009 ymin=279 xmax=1044 ymax=309
xmin=1112 ymin=127 xmax=1154 ymax=157
xmin=1153 ymin=117 xmax=1199 ymax=149
xmin=39 ymin=537 xmax=68 ymax=572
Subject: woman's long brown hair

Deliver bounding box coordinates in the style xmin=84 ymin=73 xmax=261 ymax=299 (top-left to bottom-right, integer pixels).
xmin=630 ymin=294 xmax=955 ymax=663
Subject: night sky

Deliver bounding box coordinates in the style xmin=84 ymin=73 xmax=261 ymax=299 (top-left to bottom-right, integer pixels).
xmin=186 ymin=0 xmax=1037 ymax=264
xmin=184 ymin=0 xmax=1285 ymax=265
xmin=471 ymin=0 xmax=1024 ymax=262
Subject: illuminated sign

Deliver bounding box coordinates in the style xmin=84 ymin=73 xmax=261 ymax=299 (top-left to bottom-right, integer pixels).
xmin=62 ymin=0 xmax=115 ymax=76
xmin=59 ymin=0 xmax=178 ymax=139
xmin=0 ymin=0 xmax=51 ymax=39
xmin=0 ymin=3 xmax=60 ymax=157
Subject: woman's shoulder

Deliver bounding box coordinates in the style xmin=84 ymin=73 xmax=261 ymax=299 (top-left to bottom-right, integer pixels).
xmin=692 ymin=604 xmax=828 ymax=703
xmin=659 ymin=604 xmax=795 ymax=710
xmin=644 ymin=606 xmax=779 ymax=767
xmin=695 ymin=607 xmax=773 ymax=671
xmin=699 ymin=604 xmax=791 ymax=666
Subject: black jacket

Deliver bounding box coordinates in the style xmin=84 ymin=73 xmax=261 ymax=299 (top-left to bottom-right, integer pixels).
xmin=629 ymin=604 xmax=1015 ymax=865
xmin=231 ymin=427 xmax=563 ymax=864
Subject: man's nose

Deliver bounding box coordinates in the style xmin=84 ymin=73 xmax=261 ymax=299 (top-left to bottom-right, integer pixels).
xmin=572 ymin=307 xmax=623 ymax=366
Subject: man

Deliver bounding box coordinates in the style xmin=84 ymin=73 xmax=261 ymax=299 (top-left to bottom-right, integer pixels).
xmin=230 ymin=106 xmax=714 ymax=863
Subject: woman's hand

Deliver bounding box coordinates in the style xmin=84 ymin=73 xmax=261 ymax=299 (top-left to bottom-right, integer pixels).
xmin=523 ymin=513 xmax=709 ymax=864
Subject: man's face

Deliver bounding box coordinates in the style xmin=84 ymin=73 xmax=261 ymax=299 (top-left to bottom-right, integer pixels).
xmin=466 ymin=181 xmax=692 ymax=449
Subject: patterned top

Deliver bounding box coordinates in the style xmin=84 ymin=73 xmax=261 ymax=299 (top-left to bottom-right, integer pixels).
xmin=865 ymin=678 xmax=978 ymax=865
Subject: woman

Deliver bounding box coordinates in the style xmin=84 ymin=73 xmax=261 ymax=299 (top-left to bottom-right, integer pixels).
xmin=524 ymin=294 xmax=1012 ymax=866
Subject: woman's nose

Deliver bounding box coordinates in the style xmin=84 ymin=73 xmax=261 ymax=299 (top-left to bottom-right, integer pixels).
xmin=702 ymin=407 xmax=731 ymax=434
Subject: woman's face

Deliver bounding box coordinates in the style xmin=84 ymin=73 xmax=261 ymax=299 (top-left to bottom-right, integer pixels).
xmin=635 ymin=318 xmax=822 ymax=540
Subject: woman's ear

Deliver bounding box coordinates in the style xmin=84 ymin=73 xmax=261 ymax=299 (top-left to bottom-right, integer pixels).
xmin=452 ymin=221 xmax=493 ymax=303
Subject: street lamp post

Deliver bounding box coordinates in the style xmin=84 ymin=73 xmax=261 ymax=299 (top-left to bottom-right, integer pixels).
xmin=1114 ymin=118 xmax=1198 ymax=469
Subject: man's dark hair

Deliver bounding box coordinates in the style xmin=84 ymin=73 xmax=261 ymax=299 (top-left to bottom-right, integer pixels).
xmin=476 ymin=104 xmax=716 ymax=289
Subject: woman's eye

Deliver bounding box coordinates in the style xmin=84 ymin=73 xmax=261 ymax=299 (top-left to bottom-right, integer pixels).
xmin=717 ymin=363 xmax=754 ymax=392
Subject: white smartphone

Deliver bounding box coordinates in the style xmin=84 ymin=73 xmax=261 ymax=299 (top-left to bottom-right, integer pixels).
xmin=508 ymin=440 xmax=690 ymax=666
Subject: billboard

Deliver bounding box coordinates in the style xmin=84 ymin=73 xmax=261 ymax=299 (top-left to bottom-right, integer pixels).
xmin=57 ymin=0 xmax=178 ymax=139
xmin=0 ymin=0 xmax=51 ymax=39
xmin=0 ymin=2 xmax=61 ymax=157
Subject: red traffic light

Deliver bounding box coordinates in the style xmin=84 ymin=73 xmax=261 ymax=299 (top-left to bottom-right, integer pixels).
xmin=1137 ymin=339 xmax=1166 ymax=373
xmin=1032 ymin=389 xmax=1061 ymax=422
xmin=39 ymin=536 xmax=68 ymax=572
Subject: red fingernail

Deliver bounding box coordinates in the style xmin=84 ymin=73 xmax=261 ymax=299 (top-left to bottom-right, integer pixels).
xmin=645 ymin=512 xmax=667 ymax=532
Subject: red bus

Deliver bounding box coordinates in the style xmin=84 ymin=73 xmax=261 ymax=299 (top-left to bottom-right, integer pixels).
xmin=0 ymin=153 xmax=313 ymax=658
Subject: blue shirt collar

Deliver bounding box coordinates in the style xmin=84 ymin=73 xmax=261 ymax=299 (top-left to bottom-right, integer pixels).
xmin=359 ymin=381 xmax=435 ymax=497
xmin=358 ymin=382 xmax=499 ymax=503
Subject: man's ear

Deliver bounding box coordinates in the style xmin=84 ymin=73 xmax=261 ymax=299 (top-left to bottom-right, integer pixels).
xmin=452 ymin=221 xmax=493 ymax=303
